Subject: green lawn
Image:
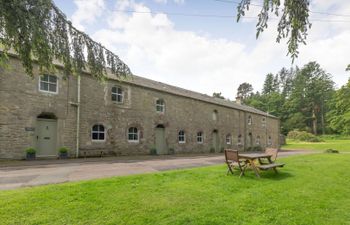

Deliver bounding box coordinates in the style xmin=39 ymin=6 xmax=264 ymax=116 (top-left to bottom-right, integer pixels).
xmin=282 ymin=137 xmax=350 ymax=152
xmin=1 ymin=154 xmax=350 ymax=225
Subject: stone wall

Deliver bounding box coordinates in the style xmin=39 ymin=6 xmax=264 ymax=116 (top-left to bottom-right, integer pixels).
xmin=0 ymin=57 xmax=280 ymax=159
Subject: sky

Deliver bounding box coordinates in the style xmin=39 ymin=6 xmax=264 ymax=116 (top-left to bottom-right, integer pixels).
xmin=53 ymin=0 xmax=350 ymax=99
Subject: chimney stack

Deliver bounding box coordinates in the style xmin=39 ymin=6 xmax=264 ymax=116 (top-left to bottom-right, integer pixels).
xmin=236 ymin=96 xmax=242 ymax=105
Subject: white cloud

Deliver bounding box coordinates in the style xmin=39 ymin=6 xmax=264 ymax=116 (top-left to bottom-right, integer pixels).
xmin=74 ymin=0 xmax=350 ymax=99
xmin=154 ymin=0 xmax=184 ymax=4
xmin=71 ymin=0 xmax=105 ymax=30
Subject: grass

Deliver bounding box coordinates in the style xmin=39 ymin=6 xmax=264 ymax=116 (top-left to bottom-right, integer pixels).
xmin=282 ymin=136 xmax=350 ymax=152
xmin=1 ymin=154 xmax=350 ymax=225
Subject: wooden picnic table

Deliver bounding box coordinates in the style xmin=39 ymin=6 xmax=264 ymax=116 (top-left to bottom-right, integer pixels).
xmin=239 ymin=153 xmax=273 ymax=178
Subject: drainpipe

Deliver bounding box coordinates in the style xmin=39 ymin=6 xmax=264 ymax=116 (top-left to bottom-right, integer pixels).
xmin=76 ymin=75 xmax=81 ymax=158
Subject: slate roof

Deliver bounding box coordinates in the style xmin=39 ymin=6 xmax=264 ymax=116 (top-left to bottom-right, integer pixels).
xmin=106 ymin=73 xmax=277 ymax=119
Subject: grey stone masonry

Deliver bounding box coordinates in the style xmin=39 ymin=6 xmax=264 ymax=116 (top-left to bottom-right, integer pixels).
xmin=0 ymin=56 xmax=280 ymax=159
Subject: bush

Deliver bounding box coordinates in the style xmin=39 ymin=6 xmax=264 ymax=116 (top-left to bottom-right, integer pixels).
xmin=245 ymin=145 xmax=263 ymax=152
xmin=58 ymin=147 xmax=69 ymax=153
xmin=324 ymin=149 xmax=339 ymax=154
xmin=209 ymin=147 xmax=215 ymax=153
xmin=287 ymin=130 xmax=323 ymax=142
xmin=25 ymin=147 xmax=36 ymax=154
xmin=150 ymin=148 xmax=157 ymax=155
xmin=168 ymin=148 xmax=175 ymax=155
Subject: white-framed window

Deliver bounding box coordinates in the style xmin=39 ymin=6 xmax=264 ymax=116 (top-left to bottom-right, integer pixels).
xmin=248 ymin=115 xmax=252 ymax=125
xmin=262 ymin=117 xmax=266 ymax=127
xmin=237 ymin=134 xmax=242 ymax=146
xmin=111 ymin=86 xmax=123 ymax=103
xmin=197 ymin=131 xmax=203 ymax=143
xmin=156 ymin=99 xmax=165 ymax=113
xmin=91 ymin=124 xmax=105 ymax=141
xmin=39 ymin=74 xmax=58 ymax=93
xmin=226 ymin=134 xmax=231 ymax=144
xmin=268 ymin=136 xmax=272 ymax=146
xmin=256 ymin=135 xmax=261 ymax=145
xmin=212 ymin=110 xmax=218 ymax=121
xmin=178 ymin=130 xmax=186 ymax=143
xmin=128 ymin=127 xmax=139 ymax=142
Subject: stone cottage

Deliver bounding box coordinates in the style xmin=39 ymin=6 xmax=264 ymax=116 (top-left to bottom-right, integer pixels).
xmin=0 ymin=56 xmax=280 ymax=159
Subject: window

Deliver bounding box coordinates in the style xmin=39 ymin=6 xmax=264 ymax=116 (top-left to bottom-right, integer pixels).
xmin=213 ymin=110 xmax=218 ymax=121
xmin=237 ymin=134 xmax=242 ymax=146
xmin=91 ymin=124 xmax=105 ymax=141
xmin=197 ymin=132 xmax=203 ymax=143
xmin=39 ymin=74 xmax=58 ymax=93
xmin=128 ymin=127 xmax=139 ymax=142
xmin=178 ymin=130 xmax=186 ymax=143
xmin=156 ymin=99 xmax=165 ymax=112
xmin=256 ymin=135 xmax=261 ymax=145
xmin=268 ymin=136 xmax=272 ymax=146
xmin=111 ymin=86 xmax=123 ymax=103
xmin=248 ymin=115 xmax=252 ymax=125
xmin=226 ymin=134 xmax=231 ymax=144
xmin=262 ymin=117 xmax=266 ymax=127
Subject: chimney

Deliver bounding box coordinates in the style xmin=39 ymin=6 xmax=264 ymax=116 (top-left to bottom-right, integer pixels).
xmin=236 ymin=96 xmax=242 ymax=105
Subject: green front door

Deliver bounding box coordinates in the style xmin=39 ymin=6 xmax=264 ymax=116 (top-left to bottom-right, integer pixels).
xmin=36 ymin=119 xmax=57 ymax=157
xmin=212 ymin=131 xmax=219 ymax=152
xmin=155 ymin=127 xmax=167 ymax=154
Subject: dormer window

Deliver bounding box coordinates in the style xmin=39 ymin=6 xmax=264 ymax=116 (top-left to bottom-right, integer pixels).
xmin=156 ymin=99 xmax=165 ymax=113
xmin=112 ymin=86 xmax=123 ymax=103
xmin=39 ymin=74 xmax=58 ymax=93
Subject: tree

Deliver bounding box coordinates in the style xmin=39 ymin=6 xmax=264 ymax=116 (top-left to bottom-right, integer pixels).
xmin=212 ymin=92 xmax=225 ymax=99
xmin=237 ymin=0 xmax=311 ymax=61
xmin=237 ymin=82 xmax=253 ymax=101
xmin=236 ymin=0 xmax=350 ymax=70
xmin=0 ymin=0 xmax=131 ymax=79
xmin=328 ymin=79 xmax=350 ymax=135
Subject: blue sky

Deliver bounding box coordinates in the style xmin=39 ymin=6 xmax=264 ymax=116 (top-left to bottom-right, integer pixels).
xmin=54 ymin=0 xmax=350 ymax=99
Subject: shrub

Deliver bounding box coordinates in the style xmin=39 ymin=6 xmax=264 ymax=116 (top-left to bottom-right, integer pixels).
xmin=150 ymin=148 xmax=157 ymax=155
xmin=287 ymin=130 xmax=323 ymax=142
xmin=209 ymin=147 xmax=215 ymax=153
xmin=324 ymin=149 xmax=339 ymax=154
xmin=58 ymin=147 xmax=69 ymax=153
xmin=245 ymin=146 xmax=263 ymax=152
xmin=168 ymin=148 xmax=175 ymax=155
xmin=25 ymin=147 xmax=36 ymax=154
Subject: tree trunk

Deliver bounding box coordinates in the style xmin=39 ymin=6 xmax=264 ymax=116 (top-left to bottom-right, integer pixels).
xmin=312 ymin=108 xmax=318 ymax=135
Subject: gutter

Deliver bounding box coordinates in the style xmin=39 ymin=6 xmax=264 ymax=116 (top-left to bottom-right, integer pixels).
xmin=76 ymin=75 xmax=81 ymax=158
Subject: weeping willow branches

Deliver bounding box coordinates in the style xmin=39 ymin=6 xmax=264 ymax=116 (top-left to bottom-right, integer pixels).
xmin=0 ymin=0 xmax=131 ymax=79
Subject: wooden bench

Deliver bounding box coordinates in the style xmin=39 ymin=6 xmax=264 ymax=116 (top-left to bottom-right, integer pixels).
xmin=258 ymin=163 xmax=285 ymax=170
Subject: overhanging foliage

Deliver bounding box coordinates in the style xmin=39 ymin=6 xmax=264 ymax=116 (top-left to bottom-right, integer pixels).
xmin=0 ymin=0 xmax=131 ymax=79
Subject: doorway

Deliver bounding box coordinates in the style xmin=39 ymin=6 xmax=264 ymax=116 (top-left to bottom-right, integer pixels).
xmin=212 ymin=130 xmax=219 ymax=152
xmin=155 ymin=125 xmax=168 ymax=154
xmin=36 ymin=114 xmax=57 ymax=157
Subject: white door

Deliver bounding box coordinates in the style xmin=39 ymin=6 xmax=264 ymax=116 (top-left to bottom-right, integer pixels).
xmin=36 ymin=119 xmax=57 ymax=157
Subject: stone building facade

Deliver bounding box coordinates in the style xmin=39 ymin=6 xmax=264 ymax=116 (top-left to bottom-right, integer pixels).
xmin=0 ymin=57 xmax=280 ymax=159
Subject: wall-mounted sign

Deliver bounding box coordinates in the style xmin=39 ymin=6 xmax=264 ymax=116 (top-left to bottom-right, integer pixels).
xmin=25 ymin=127 xmax=35 ymax=132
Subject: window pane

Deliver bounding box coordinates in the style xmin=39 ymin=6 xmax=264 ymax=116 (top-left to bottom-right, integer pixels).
xmin=92 ymin=133 xmax=98 ymax=140
xmin=40 ymin=82 xmax=48 ymax=91
xmin=117 ymin=95 xmax=123 ymax=102
xmin=112 ymin=87 xmax=116 ymax=93
xmin=99 ymin=133 xmax=105 ymax=140
xmin=92 ymin=125 xmax=99 ymax=131
xmin=48 ymin=75 xmax=57 ymax=83
xmin=112 ymin=94 xmax=116 ymax=101
xmin=49 ymin=84 xmax=57 ymax=92
xmin=41 ymin=75 xmax=49 ymax=82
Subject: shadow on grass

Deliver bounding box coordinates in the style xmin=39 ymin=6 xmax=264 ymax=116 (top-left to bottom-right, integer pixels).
xmin=229 ymin=170 xmax=294 ymax=181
